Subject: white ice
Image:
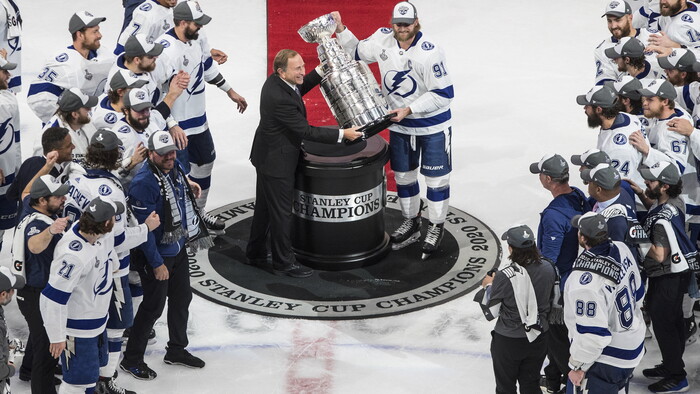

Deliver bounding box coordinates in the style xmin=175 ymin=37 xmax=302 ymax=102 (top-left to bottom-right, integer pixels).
xmin=4 ymin=0 xmax=699 ymax=393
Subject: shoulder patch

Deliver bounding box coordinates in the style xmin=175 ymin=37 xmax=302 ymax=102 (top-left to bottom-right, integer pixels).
xmin=380 ymin=27 xmax=391 ymax=34
xmin=421 ymin=41 xmax=435 ymax=51
xmin=159 ymin=39 xmax=171 ymax=48
xmin=139 ymin=2 xmax=152 ymax=11
xmin=55 ymin=53 xmax=69 ymax=63
xmin=579 ymin=272 xmax=593 ymax=285
xmin=118 ymin=125 xmax=130 ymax=134
xmin=27 ymin=226 xmax=40 ymax=236
xmin=98 ymin=184 xmax=112 ymax=196
xmin=647 ymin=28 xmax=659 ymax=33
xmin=613 ymin=133 xmax=627 ymax=145
xmin=104 ymin=113 xmax=117 ymax=124
xmin=69 ymin=240 xmax=83 ymax=252
xmin=682 ymin=14 xmax=694 ymax=23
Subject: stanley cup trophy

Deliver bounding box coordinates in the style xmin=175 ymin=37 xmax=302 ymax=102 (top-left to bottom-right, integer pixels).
xmin=298 ymin=14 xmax=394 ymax=144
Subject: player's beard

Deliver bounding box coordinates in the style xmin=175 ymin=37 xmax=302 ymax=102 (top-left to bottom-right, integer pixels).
xmin=82 ymin=38 xmax=101 ymax=52
xmin=76 ymin=112 xmax=91 ymax=126
xmin=127 ymin=111 xmax=150 ymax=131
xmin=645 ymin=183 xmax=662 ymax=200
xmin=587 ymin=112 xmax=603 ymax=128
xmin=666 ymin=72 xmax=684 ymax=86
xmin=660 ymin=1 xmax=682 ymax=16
xmin=610 ymin=24 xmax=631 ymax=40
xmin=184 ymin=25 xmax=200 ymax=41
xmin=138 ymin=61 xmax=156 ymax=73
xmin=393 ymin=22 xmax=420 ymax=43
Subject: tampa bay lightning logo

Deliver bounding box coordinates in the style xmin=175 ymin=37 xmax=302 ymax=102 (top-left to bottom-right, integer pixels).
xmin=580 ymin=272 xmax=593 ymax=285
xmin=380 ymin=27 xmax=391 ymax=34
xmin=139 ymin=2 xmax=152 ymax=11
xmin=682 ymin=14 xmax=694 ymax=23
xmin=421 ymin=41 xmax=435 ymax=51
xmin=159 ymin=39 xmax=170 ymax=48
xmin=104 ymin=113 xmax=117 ymax=124
xmin=384 ymin=70 xmax=417 ymax=98
xmin=69 ymin=240 xmax=82 ymax=251
xmin=93 ymin=260 xmax=111 ymax=297
xmin=0 ymin=118 xmax=16 ymax=155
xmin=98 ymin=185 xmax=112 ymax=196
xmin=613 ymin=133 xmax=627 ymax=145
xmin=118 ymin=125 xmax=130 ymax=134
xmin=55 ymin=53 xmax=68 ymax=62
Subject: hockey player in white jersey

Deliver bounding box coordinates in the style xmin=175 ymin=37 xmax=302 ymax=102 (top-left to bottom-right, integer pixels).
xmin=332 ymin=2 xmax=454 ymax=259
xmin=27 ymin=11 xmax=113 ymax=124
xmin=650 ymin=0 xmax=700 ymax=56
xmin=565 ymin=213 xmax=645 ymax=393
xmin=115 ymin=0 xmax=176 ymax=55
xmin=40 ymin=196 xmax=120 ymax=394
xmin=596 ymin=1 xmax=660 ymax=85
xmin=34 ymin=88 xmax=98 ymax=166
xmin=150 ymin=1 xmax=247 ymax=231
xmin=657 ymin=48 xmax=700 ymax=117
xmin=607 ymin=75 xmax=649 ymax=126
xmin=63 ymin=130 xmax=159 ymax=394
xmin=0 ymin=54 xmax=19 ymax=249
xmin=0 ymin=0 xmax=20 ymax=93
xmin=633 ymin=0 xmax=661 ymax=30
xmin=606 ymin=36 xmax=664 ymax=82
xmin=92 ymin=69 xmax=149 ymax=132
xmin=577 ymin=85 xmax=650 ymax=215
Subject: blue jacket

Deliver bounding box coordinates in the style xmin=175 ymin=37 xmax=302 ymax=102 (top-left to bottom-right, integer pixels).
xmin=128 ymin=160 xmax=187 ymax=268
xmin=538 ymin=187 xmax=591 ymax=284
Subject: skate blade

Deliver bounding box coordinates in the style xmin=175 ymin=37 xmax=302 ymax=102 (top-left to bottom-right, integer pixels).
xmin=391 ymin=233 xmax=421 ymax=250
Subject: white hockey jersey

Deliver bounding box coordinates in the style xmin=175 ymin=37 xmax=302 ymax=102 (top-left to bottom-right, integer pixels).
xmin=597 ymin=113 xmax=648 ymax=192
xmin=632 ymin=0 xmax=661 ymax=30
xmin=643 ymin=108 xmax=700 ymax=222
xmin=63 ymin=168 xmax=148 ymax=277
xmin=151 ymin=29 xmax=219 ymax=135
xmin=40 ymin=223 xmax=115 ymax=341
xmin=336 ymin=27 xmax=454 ymax=136
xmin=658 ymin=2 xmax=700 ymax=56
xmin=564 ymin=241 xmax=646 ymax=370
xmin=0 ymin=0 xmax=21 ymax=92
xmin=33 ymin=116 xmax=97 ymax=166
xmin=0 ymin=90 xmax=20 ymax=196
xmin=91 ymin=96 xmax=122 ymax=131
xmin=115 ymin=0 xmax=173 ymax=55
xmin=105 ymin=55 xmax=160 ymax=104
xmin=27 ymin=46 xmax=113 ymax=124
xmin=594 ymin=28 xmax=659 ymax=85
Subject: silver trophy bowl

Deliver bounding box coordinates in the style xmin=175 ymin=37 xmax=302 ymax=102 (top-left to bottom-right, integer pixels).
xmin=299 ymin=14 xmax=394 ymax=144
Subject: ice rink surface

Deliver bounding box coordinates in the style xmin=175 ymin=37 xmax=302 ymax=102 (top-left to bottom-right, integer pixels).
xmin=4 ymin=0 xmax=700 ymax=393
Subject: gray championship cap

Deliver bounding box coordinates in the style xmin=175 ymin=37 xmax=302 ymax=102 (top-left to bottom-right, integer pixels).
xmin=640 ymin=161 xmax=681 ymax=185
xmin=576 ymin=85 xmax=618 ymax=108
xmin=658 ymin=48 xmax=700 ymax=72
xmin=637 ymin=79 xmax=677 ymax=100
xmin=529 ymin=153 xmax=569 ymax=178
xmin=30 ymin=175 xmax=70 ymax=199
xmin=90 ymin=129 xmax=123 ymax=151
xmin=604 ymin=75 xmax=643 ymax=100
xmin=0 ymin=56 xmax=16 ymax=71
xmin=0 ymin=266 xmax=24 ymax=292
xmin=602 ymin=0 xmax=632 ymax=17
xmin=501 ymin=224 xmax=536 ymax=249
xmin=124 ymin=34 xmax=164 ymax=57
xmin=571 ymin=149 xmax=612 ymax=168
xmin=571 ymin=212 xmax=609 ymax=241
xmin=581 ymin=163 xmax=621 ymax=190
xmin=58 ymin=87 xmax=98 ymax=112
xmin=110 ymin=69 xmax=149 ymax=90
xmin=84 ymin=196 xmax=125 ymax=222
xmin=69 ymin=11 xmax=106 ymax=34
xmin=123 ymin=88 xmax=154 ymax=112
xmin=173 ymin=1 xmax=212 ymax=25
xmin=391 ymin=1 xmax=418 ymax=24
xmin=148 ymin=130 xmax=177 ymax=155
xmin=605 ymin=36 xmax=645 ymax=59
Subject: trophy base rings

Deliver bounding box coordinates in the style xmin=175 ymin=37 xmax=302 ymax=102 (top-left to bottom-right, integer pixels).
xmin=345 ymin=113 xmax=396 ymax=145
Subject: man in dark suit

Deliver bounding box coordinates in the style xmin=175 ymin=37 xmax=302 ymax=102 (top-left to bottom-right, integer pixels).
xmin=247 ymin=49 xmax=362 ymax=278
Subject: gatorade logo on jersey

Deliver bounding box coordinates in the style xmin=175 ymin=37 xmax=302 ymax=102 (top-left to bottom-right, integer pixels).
xmin=421 ymin=42 xmax=435 ymax=51
xmin=104 ymin=113 xmax=117 ymax=124
xmin=384 ymin=70 xmax=417 ymax=98
xmin=56 ymin=53 xmax=68 ymax=63
xmin=139 ymin=2 xmax=152 ymax=11
xmin=69 ymin=241 xmax=82 ymax=251
xmin=682 ymin=14 xmax=694 ymax=23
xmin=98 ymin=185 xmax=112 ymax=196
xmin=613 ymin=133 xmax=627 ymax=145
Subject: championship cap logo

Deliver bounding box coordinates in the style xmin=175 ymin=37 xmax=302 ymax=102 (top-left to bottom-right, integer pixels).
xmin=522 ymin=231 xmax=530 ymax=239
xmin=85 ymin=11 xmax=94 ymax=17
xmin=610 ymin=1 xmax=620 ymax=8
xmin=159 ymin=134 xmax=169 ymax=143
xmin=96 ymin=133 xmax=104 ymax=141
xmin=136 ymin=90 xmax=146 ymax=100
xmin=399 ymin=5 xmax=409 ymax=15
xmin=90 ymin=205 xmax=97 ymax=212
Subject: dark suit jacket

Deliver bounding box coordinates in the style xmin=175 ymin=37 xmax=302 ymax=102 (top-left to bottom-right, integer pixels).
xmin=249 ymin=70 xmax=339 ymax=178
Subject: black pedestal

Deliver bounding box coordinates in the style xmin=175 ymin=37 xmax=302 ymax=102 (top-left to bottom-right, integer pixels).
xmin=292 ymin=135 xmax=390 ymax=270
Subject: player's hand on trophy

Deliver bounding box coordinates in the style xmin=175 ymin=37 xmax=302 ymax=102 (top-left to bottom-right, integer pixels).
xmin=343 ymin=127 xmax=363 ymax=141
xmin=145 ymin=211 xmax=161 ymax=232
xmin=389 ymin=107 xmax=412 ymax=122
xmin=210 ymin=48 xmax=228 ymax=65
xmin=331 ymin=12 xmax=345 ymax=33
